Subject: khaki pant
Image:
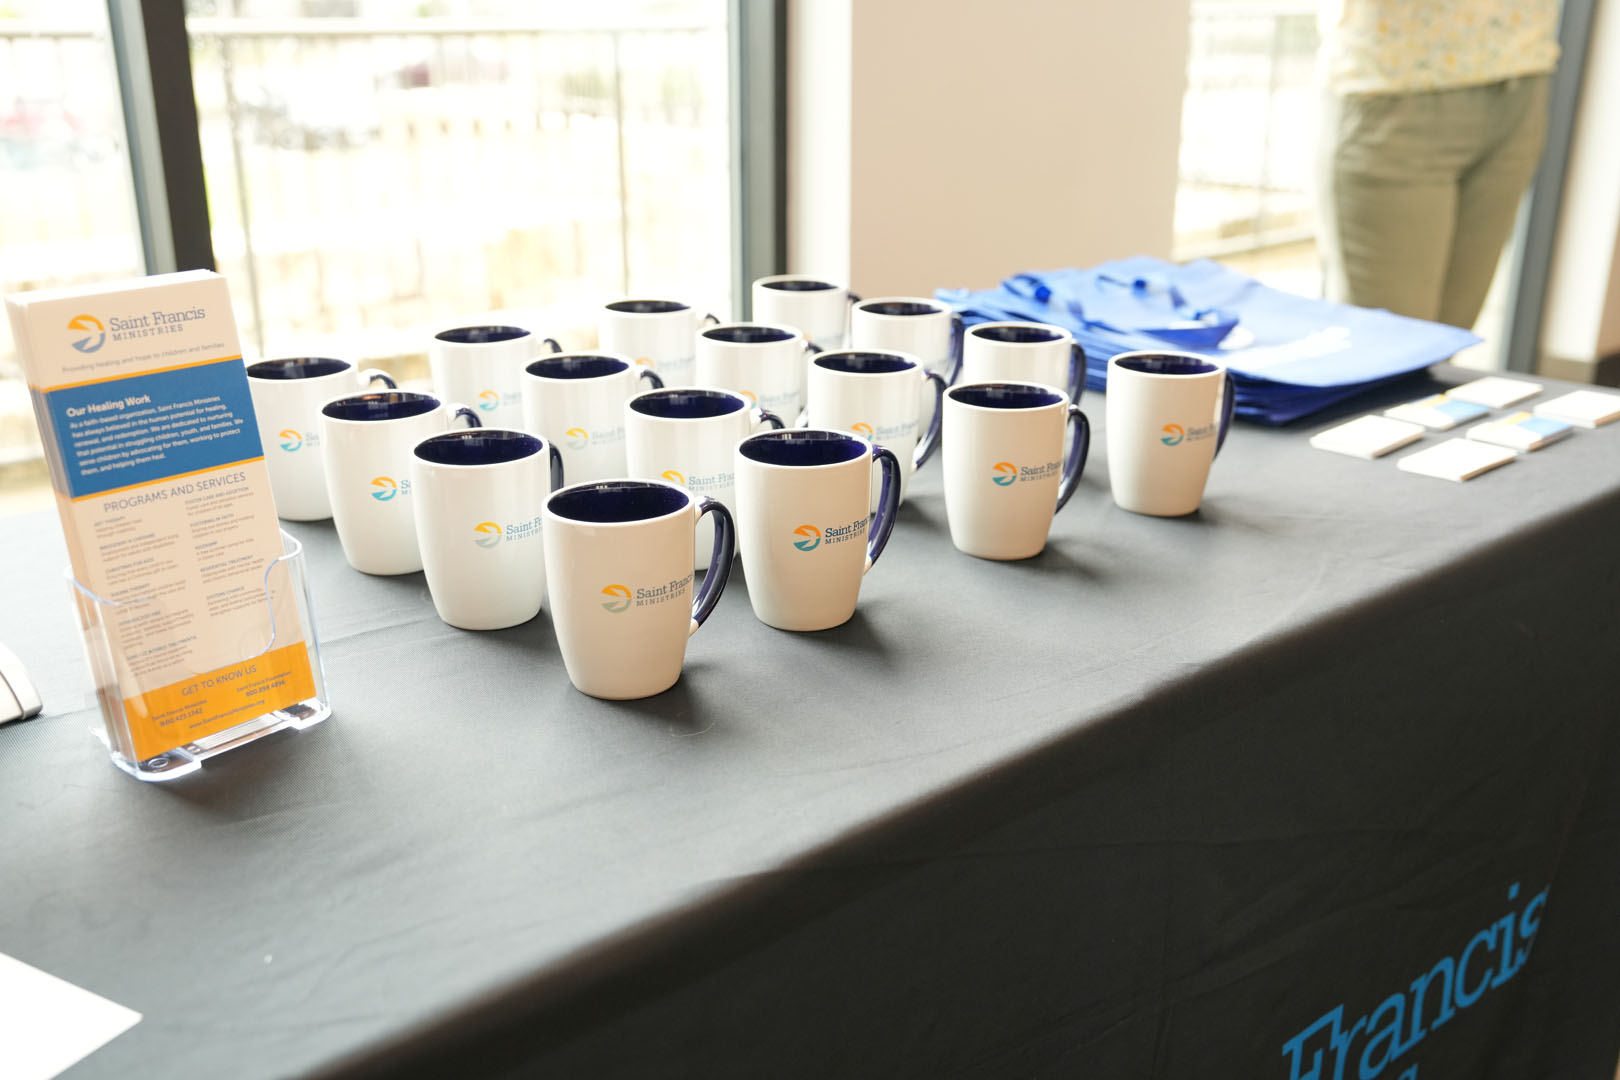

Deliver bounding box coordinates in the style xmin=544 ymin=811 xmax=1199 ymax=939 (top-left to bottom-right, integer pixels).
xmin=1316 ymin=75 xmax=1550 ymax=329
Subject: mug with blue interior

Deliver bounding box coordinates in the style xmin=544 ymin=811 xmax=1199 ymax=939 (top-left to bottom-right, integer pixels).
xmin=245 ymin=357 xmax=398 ymax=521
xmin=1105 ymin=350 xmax=1234 ymax=517
xmin=752 ymin=275 xmax=859 ymax=351
xmin=521 ymin=351 xmax=664 ymax=485
xmin=429 ymin=324 xmax=560 ymax=430
xmin=849 ymin=297 xmax=964 ymax=385
xmin=598 ymin=299 xmax=720 ymax=389
xmin=732 ymin=428 xmax=902 ymax=631
xmin=410 ymin=428 xmax=562 ymax=631
xmin=961 ymin=321 xmax=1086 ymax=405
xmin=624 ymin=385 xmax=785 ymax=570
xmin=696 ymin=322 xmax=822 ymax=421
xmin=805 ymin=348 xmax=947 ymax=508
xmin=319 ymin=391 xmax=482 ymax=575
xmin=942 ymin=381 xmax=1090 ymax=560
xmin=542 ymin=479 xmax=734 ymax=699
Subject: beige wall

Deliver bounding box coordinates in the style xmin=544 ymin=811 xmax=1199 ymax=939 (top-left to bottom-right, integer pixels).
xmin=789 ymin=0 xmax=1190 ymax=299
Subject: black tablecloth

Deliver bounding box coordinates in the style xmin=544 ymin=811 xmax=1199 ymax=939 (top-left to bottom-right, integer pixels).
xmin=2 ymin=366 xmax=1617 ymax=1079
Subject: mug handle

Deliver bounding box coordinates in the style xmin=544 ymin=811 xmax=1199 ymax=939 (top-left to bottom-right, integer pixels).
xmin=847 ymin=291 xmax=862 ymax=305
xmin=1214 ymin=370 xmax=1236 ymax=458
xmin=946 ymin=311 xmax=965 ymax=385
xmin=701 ymin=312 xmax=721 ymax=327
xmin=864 ymin=445 xmax=902 ymax=574
xmin=1067 ymin=343 xmax=1086 ymax=406
xmin=913 ymin=371 xmax=948 ymax=470
xmin=541 ymin=337 xmax=563 ymax=354
xmin=361 ymin=368 xmax=397 ymax=389
xmin=1054 ymin=405 xmax=1091 ymax=513
xmin=689 ymin=496 xmax=735 ymax=636
xmin=547 ymin=442 xmax=565 ymax=491
xmin=751 ymin=408 xmax=785 ymax=431
xmin=638 ymin=368 xmax=665 ymax=390
xmin=447 ymin=403 xmax=483 ymax=429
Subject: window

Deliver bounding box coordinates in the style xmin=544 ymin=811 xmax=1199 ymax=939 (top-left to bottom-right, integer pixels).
xmin=1 ymin=0 xmax=746 ymax=513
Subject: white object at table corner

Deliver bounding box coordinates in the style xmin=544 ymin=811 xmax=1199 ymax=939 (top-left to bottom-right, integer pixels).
xmin=0 ymin=951 xmax=141 ymax=1080
xmin=1309 ymin=414 xmax=1425 ymax=460
xmin=429 ymin=324 xmax=556 ymax=431
xmin=1396 ymin=437 xmax=1517 ymax=482
xmin=246 ymin=357 xmax=396 ymax=521
xmin=411 ymin=429 xmax=559 ymax=630
xmin=848 ymin=296 xmax=959 ymax=380
xmin=598 ymin=298 xmax=718 ymax=389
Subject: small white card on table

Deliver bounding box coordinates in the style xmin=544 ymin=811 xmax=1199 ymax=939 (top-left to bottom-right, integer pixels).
xmin=1383 ymin=393 xmax=1490 ymax=430
xmin=0 ymin=952 xmax=140 ymax=1080
xmin=1309 ymin=415 xmax=1425 ymax=459
xmin=1466 ymin=411 xmax=1573 ymax=452
xmin=1444 ymin=376 xmax=1542 ymax=409
xmin=1532 ymin=389 xmax=1620 ymax=429
xmin=1396 ymin=438 xmax=1517 ymax=482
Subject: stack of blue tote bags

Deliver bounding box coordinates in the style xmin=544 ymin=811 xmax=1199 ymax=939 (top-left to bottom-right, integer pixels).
xmin=936 ymin=255 xmax=1480 ymax=424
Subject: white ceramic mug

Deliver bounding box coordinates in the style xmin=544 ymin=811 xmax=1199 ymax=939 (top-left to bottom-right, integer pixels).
xmin=246 ymin=357 xmax=396 ymax=521
xmin=804 ymin=349 xmax=945 ymax=508
xmin=320 ymin=391 xmax=482 ymax=575
xmin=942 ymin=382 xmax=1091 ymax=561
xmin=624 ymin=386 xmax=784 ymax=569
xmin=848 ymin=297 xmax=963 ymax=384
xmin=733 ymin=429 xmax=902 ymax=632
xmin=430 ymin=325 xmax=560 ymax=430
xmin=598 ymin=299 xmax=719 ymax=389
xmin=961 ymin=322 xmax=1085 ymax=404
xmin=1105 ymin=351 xmax=1234 ymax=517
xmin=410 ymin=428 xmax=564 ymax=631
xmin=694 ymin=322 xmax=820 ymax=424
xmin=543 ymin=479 xmax=735 ymax=700
xmin=521 ymin=352 xmax=664 ymax=485
xmin=751 ymin=275 xmax=856 ymax=350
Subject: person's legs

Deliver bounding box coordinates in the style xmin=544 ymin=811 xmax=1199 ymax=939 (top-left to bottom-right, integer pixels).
xmin=1317 ymin=90 xmax=1461 ymax=321
xmin=1436 ymin=76 xmax=1551 ymax=330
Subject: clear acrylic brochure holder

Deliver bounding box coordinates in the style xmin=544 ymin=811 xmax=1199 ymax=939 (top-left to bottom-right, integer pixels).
xmin=65 ymin=529 xmax=330 ymax=781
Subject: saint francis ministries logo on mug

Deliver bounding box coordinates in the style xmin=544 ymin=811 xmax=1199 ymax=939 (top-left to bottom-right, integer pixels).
xmin=472 ymin=515 xmax=539 ymax=549
xmin=992 ymin=460 xmax=1059 ymax=486
xmin=791 ymin=518 xmax=865 ymax=551
xmin=477 ymin=390 xmax=500 ymax=412
xmin=600 ymin=578 xmax=690 ymax=612
xmin=279 ymin=429 xmax=304 ymax=452
xmin=566 ymin=427 xmax=590 ymax=450
xmin=1160 ymin=422 xmax=1215 ymax=447
xmin=370 ymin=476 xmax=410 ymax=501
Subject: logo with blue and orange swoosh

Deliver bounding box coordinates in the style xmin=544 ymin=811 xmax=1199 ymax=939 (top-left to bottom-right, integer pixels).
xmin=1160 ymin=424 xmax=1185 ymax=447
xmin=851 ymin=422 xmax=874 ymax=441
xmin=600 ymin=584 xmax=632 ymax=613
xmin=278 ymin=429 xmax=303 ymax=452
xmin=660 ymin=469 xmax=687 ymax=485
xmin=792 ymin=524 xmax=821 ymax=552
xmin=67 ymin=313 xmax=106 ymax=353
xmin=473 ymin=521 xmax=503 ymax=548
xmin=370 ymin=476 xmax=400 ymax=501
xmin=477 ymin=390 xmax=500 ymax=412
xmin=991 ymin=462 xmax=1017 ymax=486
xmin=565 ymin=427 xmax=590 ymax=451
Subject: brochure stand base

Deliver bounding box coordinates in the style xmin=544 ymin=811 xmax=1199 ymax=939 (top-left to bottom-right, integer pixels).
xmin=67 ymin=529 xmax=331 ymax=782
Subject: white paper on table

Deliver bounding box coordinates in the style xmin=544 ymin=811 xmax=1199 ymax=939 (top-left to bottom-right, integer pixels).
xmin=0 ymin=952 xmax=140 ymax=1080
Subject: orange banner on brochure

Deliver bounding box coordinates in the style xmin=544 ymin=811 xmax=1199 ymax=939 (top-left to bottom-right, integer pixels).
xmin=122 ymin=643 xmax=317 ymax=761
